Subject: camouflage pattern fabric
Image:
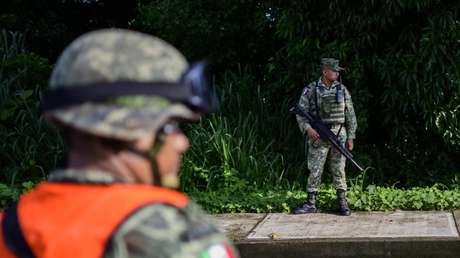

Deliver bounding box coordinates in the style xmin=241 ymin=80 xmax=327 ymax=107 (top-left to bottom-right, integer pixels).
xmin=49 ymin=99 xmax=198 ymax=141
xmin=48 ymin=169 xmax=239 ymax=258
xmin=306 ymin=126 xmax=347 ymax=192
xmin=44 ymin=29 xmax=198 ymax=141
xmin=104 ymin=203 xmax=236 ymax=258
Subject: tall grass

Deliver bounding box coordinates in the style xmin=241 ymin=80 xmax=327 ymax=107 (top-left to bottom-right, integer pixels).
xmin=0 ymin=30 xmax=63 ymax=189
xmin=181 ymin=69 xmax=308 ymax=193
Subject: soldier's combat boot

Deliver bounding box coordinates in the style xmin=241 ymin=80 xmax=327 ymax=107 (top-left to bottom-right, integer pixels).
xmin=336 ymin=189 xmax=351 ymax=216
xmin=293 ymin=192 xmax=317 ymax=214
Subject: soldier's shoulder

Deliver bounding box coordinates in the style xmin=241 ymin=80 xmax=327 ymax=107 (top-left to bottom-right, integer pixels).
xmin=106 ymin=202 xmax=238 ymax=258
xmin=118 ymin=203 xmax=187 ymax=234
xmin=121 ymin=202 xmax=210 ymax=231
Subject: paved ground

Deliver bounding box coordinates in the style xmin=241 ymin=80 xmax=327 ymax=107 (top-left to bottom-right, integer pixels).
xmin=211 ymin=210 xmax=460 ymax=258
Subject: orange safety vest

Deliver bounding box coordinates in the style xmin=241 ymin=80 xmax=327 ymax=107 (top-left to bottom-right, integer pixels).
xmin=0 ymin=182 xmax=189 ymax=258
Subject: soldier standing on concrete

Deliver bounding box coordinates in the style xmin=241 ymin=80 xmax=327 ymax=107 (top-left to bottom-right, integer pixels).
xmin=293 ymin=58 xmax=357 ymax=216
xmin=0 ymin=29 xmax=238 ymax=258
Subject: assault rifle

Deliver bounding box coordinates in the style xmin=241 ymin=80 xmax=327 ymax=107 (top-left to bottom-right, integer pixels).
xmin=289 ymin=104 xmax=364 ymax=172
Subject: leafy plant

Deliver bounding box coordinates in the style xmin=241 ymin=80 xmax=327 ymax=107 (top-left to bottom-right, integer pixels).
xmin=189 ymin=184 xmax=460 ymax=213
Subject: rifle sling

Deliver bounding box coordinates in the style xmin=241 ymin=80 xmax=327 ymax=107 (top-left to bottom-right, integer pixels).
xmin=314 ymin=80 xmax=319 ymax=119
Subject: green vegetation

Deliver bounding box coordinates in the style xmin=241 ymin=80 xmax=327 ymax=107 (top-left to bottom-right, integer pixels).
xmin=0 ymin=1 xmax=459 ymax=212
xmin=0 ymin=31 xmax=62 ymax=187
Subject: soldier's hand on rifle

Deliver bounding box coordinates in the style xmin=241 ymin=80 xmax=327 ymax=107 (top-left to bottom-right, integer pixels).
xmin=306 ymin=128 xmax=320 ymax=141
xmin=346 ymin=139 xmax=354 ymax=151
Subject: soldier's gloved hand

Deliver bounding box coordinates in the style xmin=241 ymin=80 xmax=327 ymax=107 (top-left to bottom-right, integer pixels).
xmin=306 ymin=128 xmax=320 ymax=141
xmin=346 ymin=139 xmax=354 ymax=151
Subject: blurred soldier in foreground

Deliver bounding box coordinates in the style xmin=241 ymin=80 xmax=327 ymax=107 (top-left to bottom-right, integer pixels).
xmin=293 ymin=58 xmax=357 ymax=216
xmin=0 ymin=29 xmax=238 ymax=258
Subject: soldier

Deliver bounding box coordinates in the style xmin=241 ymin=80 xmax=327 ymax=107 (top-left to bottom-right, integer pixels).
xmin=0 ymin=29 xmax=239 ymax=258
xmin=293 ymin=58 xmax=357 ymax=216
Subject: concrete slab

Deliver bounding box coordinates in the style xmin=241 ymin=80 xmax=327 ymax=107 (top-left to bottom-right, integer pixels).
xmin=209 ymin=213 xmax=266 ymax=241
xmin=247 ymin=211 xmax=459 ymax=240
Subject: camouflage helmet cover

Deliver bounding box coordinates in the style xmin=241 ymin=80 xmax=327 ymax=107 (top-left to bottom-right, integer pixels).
xmin=45 ymin=29 xmax=199 ymax=140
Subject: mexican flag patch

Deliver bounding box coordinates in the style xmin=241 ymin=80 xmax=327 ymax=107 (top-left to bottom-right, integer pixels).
xmin=199 ymin=244 xmax=236 ymax=258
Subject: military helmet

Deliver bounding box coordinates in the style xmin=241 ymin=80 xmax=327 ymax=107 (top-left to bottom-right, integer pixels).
xmin=42 ymin=29 xmax=217 ymax=141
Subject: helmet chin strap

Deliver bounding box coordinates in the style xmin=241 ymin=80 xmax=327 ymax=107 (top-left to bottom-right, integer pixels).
xmin=150 ymin=157 xmax=162 ymax=187
xmin=101 ymin=123 xmax=181 ymax=189
xmin=126 ymin=136 xmax=180 ymax=189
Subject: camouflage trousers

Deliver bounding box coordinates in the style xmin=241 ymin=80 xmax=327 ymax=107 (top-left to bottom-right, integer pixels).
xmin=306 ymin=125 xmax=347 ymax=192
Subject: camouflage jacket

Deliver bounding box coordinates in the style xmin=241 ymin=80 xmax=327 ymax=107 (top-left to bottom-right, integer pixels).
xmin=47 ymin=169 xmax=239 ymax=258
xmin=296 ymin=78 xmax=357 ymax=139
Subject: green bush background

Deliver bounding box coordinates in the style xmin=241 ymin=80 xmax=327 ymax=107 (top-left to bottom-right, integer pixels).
xmin=1 ymin=0 xmax=459 ymax=212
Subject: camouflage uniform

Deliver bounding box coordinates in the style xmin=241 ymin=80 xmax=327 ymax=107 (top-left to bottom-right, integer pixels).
xmin=296 ymin=59 xmax=357 ymax=193
xmin=22 ymin=29 xmax=238 ymax=258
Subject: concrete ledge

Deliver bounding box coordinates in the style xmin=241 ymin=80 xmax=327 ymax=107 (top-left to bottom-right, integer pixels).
xmin=213 ymin=211 xmax=460 ymax=258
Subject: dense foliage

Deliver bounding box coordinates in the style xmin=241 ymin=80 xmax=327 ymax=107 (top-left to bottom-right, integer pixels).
xmin=0 ymin=0 xmax=459 ymax=212
xmin=0 ymin=30 xmax=61 ymax=207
